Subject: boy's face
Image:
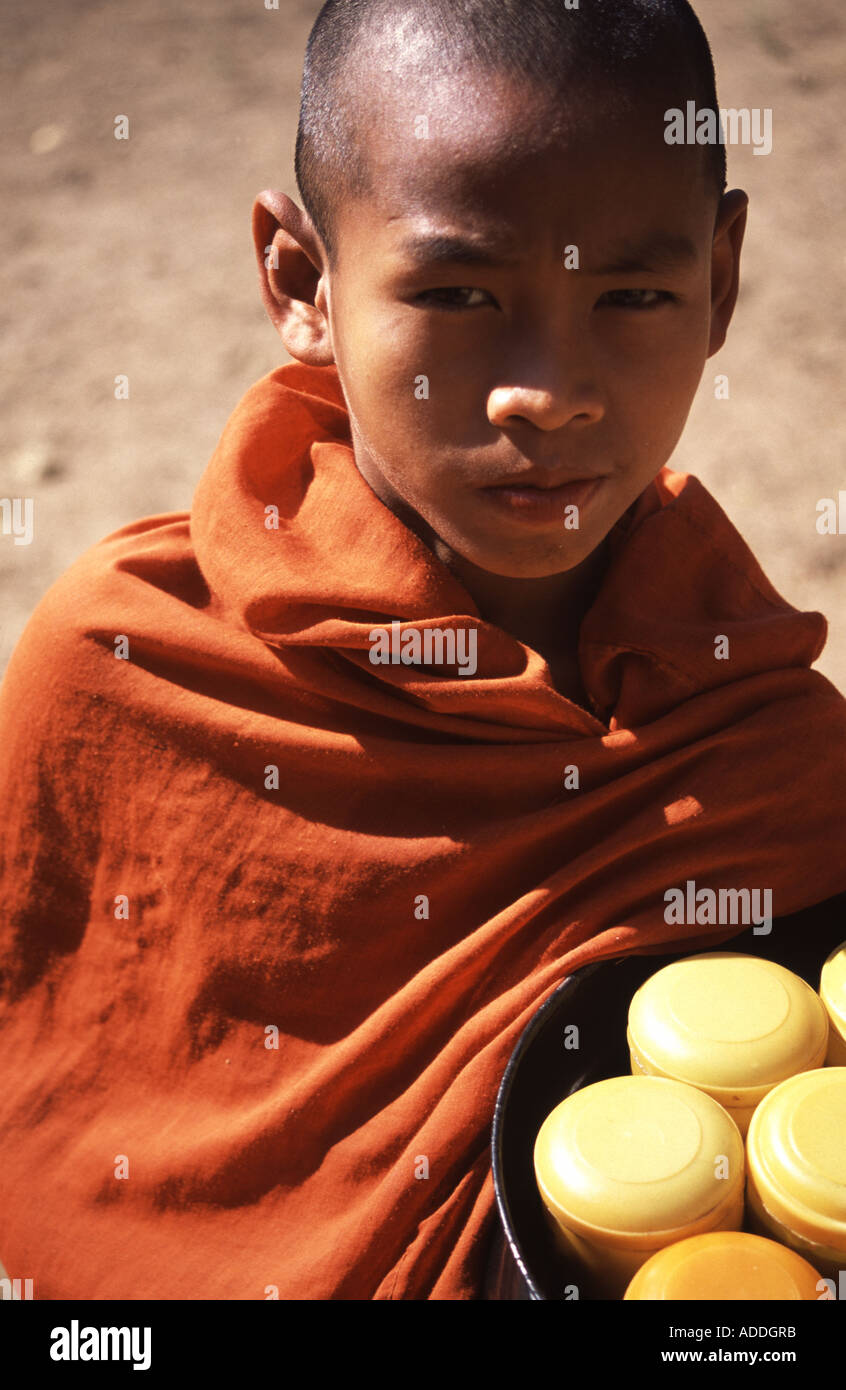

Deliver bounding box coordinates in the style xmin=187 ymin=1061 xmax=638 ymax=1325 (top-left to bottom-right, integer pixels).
xmin=284 ymin=70 xmax=745 ymax=581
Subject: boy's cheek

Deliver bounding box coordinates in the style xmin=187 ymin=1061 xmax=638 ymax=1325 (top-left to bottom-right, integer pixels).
xmin=617 ymin=333 xmax=709 ymax=422
xmin=352 ymin=356 xmax=481 ymax=450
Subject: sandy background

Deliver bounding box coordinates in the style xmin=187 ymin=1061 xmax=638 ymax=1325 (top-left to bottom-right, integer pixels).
xmin=2 ymin=0 xmax=845 ymax=691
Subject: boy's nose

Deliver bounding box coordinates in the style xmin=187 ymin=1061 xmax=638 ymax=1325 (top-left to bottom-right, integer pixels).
xmin=487 ymin=380 xmax=605 ymax=432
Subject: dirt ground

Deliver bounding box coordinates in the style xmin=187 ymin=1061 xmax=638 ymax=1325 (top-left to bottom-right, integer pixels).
xmin=2 ymin=0 xmax=846 ymax=693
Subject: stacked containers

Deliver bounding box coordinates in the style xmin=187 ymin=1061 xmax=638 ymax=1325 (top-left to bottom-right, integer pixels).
xmin=532 ymin=946 xmax=846 ymax=1298
xmin=745 ymin=1067 xmax=846 ymax=1281
xmin=533 ymin=1074 xmax=745 ymax=1298
xmin=626 ymin=953 xmax=829 ymax=1135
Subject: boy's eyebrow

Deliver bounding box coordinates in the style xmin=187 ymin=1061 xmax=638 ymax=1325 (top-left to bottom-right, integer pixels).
xmin=591 ymin=233 xmax=701 ymax=274
xmin=394 ymin=229 xmax=702 ymax=273
xmin=396 ymin=231 xmax=523 ymax=268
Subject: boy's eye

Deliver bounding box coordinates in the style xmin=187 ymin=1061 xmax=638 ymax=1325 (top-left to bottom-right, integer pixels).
xmin=597 ymin=289 xmax=676 ymax=310
xmin=414 ymin=287 xmax=495 ymax=310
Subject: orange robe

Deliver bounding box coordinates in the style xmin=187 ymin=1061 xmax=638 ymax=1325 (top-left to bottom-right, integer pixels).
xmin=1 ymin=362 xmax=845 ymax=1300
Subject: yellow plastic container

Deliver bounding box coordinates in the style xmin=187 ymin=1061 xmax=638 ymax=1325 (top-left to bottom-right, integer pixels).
xmin=745 ymin=1067 xmax=846 ymax=1280
xmin=533 ymin=1075 xmax=745 ymax=1299
xmin=627 ymin=952 xmax=829 ymax=1135
xmin=820 ymin=941 xmax=846 ymax=1066
xmin=623 ymin=1230 xmax=823 ymax=1300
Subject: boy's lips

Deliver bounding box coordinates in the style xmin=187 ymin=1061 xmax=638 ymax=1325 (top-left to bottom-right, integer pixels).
xmin=479 ymin=473 xmax=608 ymax=525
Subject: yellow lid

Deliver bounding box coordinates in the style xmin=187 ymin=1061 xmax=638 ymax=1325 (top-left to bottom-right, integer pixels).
xmin=746 ymin=1067 xmax=846 ymax=1247
xmin=623 ymin=1231 xmax=822 ymax=1300
xmin=820 ymin=940 xmax=846 ymax=1036
xmin=628 ymin=953 xmax=828 ymax=1098
xmin=534 ymin=1075 xmax=744 ymax=1241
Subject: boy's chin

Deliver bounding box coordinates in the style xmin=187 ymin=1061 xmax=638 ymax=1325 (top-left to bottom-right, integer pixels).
xmin=451 ymin=536 xmax=604 ymax=581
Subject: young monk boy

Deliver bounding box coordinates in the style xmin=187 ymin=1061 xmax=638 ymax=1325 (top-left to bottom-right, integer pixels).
xmin=1 ymin=0 xmax=845 ymax=1301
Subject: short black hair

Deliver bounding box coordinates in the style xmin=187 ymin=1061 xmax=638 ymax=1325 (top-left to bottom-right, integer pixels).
xmin=295 ymin=0 xmax=727 ymax=267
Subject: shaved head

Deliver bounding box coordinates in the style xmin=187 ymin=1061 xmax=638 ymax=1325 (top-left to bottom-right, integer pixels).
xmin=295 ymin=0 xmax=727 ymax=266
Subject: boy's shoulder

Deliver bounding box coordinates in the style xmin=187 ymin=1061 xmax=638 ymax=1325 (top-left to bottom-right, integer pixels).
xmin=582 ymin=464 xmax=834 ymax=720
xmin=0 ymin=512 xmax=200 ymax=854
xmin=1 ymin=362 xmax=349 ymax=709
xmin=2 ymin=510 xmax=196 ymax=710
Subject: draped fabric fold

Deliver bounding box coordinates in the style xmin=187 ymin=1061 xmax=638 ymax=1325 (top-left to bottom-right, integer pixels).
xmin=1 ymin=361 xmax=844 ymax=1299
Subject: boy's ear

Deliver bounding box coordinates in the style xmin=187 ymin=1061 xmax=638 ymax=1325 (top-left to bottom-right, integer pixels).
xmin=707 ymin=188 xmax=749 ymax=358
xmin=251 ymin=190 xmax=335 ymax=366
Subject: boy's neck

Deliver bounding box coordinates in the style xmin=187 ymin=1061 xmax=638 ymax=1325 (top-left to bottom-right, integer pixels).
xmin=431 ymin=532 xmax=612 ymax=697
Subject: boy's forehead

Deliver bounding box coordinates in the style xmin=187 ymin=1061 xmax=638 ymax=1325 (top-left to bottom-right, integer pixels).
xmin=347 ymin=70 xmax=713 ymax=263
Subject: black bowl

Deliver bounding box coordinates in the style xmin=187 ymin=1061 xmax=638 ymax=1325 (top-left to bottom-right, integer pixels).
xmin=484 ymin=893 xmax=846 ymax=1300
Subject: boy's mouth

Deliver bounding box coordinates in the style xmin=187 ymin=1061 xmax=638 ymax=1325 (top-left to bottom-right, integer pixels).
xmin=480 ymin=474 xmax=607 ymax=525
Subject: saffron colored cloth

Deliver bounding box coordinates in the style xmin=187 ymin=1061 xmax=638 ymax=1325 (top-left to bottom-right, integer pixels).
xmin=1 ymin=363 xmax=846 ymax=1302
